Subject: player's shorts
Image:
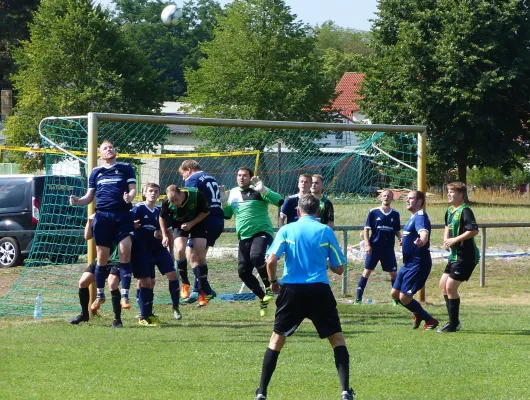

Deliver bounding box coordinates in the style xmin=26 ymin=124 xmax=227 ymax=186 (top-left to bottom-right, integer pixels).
xmin=364 ymin=246 xmax=397 ymax=272
xmin=174 ymin=220 xmax=207 ymax=240
xmin=238 ymin=232 xmax=273 ymax=269
xmin=444 ymin=260 xmax=477 ymax=281
xmin=85 ymin=261 xmax=120 ymax=277
xmin=132 ymin=241 xmax=175 ymax=279
xmin=93 ymin=210 xmax=134 ymax=248
xmin=274 ymin=283 xmax=342 ymax=339
xmin=131 ymin=243 xmax=152 ymax=279
xmin=393 ymin=261 xmax=432 ymax=296
xmin=205 ymin=216 xmax=224 ymax=247
xmin=151 ymin=247 xmax=175 ymax=276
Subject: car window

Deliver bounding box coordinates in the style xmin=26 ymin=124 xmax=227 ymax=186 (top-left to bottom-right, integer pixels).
xmin=0 ymin=179 xmax=28 ymax=209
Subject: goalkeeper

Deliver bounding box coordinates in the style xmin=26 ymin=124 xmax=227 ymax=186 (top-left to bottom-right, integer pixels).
xmin=223 ymin=167 xmax=284 ymax=317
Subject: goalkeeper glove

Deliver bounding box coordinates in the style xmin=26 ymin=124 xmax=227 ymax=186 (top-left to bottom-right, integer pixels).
xmin=219 ymin=185 xmax=229 ymax=206
xmin=250 ymin=176 xmax=269 ymax=195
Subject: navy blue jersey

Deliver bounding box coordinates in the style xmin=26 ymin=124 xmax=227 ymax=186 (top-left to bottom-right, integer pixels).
xmin=280 ymin=194 xmax=300 ymax=224
xmin=365 ymin=207 xmax=401 ymax=247
xmin=88 ymin=162 xmax=136 ymax=211
xmin=184 ymin=171 xmax=224 ymax=218
xmin=131 ymin=203 xmax=164 ymax=250
xmin=402 ymin=209 xmax=431 ymax=265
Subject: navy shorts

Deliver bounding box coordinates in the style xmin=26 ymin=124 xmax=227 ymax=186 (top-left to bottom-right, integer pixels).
xmin=132 ymin=243 xmax=175 ymax=279
xmin=93 ymin=210 xmax=134 ymax=248
xmin=364 ymin=246 xmax=397 ymax=272
xmin=393 ymin=260 xmax=432 ymax=296
xmin=444 ymin=260 xmax=477 ymax=281
xmin=205 ymin=216 xmax=224 ymax=247
xmin=274 ymin=283 xmax=342 ymax=339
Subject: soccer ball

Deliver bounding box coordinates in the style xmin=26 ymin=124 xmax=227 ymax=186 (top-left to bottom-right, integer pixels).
xmin=161 ymin=4 xmax=182 ymax=25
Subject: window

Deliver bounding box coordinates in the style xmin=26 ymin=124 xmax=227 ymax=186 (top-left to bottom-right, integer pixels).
xmin=0 ymin=179 xmax=27 ymax=209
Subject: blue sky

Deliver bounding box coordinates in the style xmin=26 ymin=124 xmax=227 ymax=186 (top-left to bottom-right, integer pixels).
xmin=94 ymin=0 xmax=379 ymax=31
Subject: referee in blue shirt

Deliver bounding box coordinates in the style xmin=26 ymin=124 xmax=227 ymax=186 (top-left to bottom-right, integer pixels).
xmin=254 ymin=194 xmax=355 ymax=400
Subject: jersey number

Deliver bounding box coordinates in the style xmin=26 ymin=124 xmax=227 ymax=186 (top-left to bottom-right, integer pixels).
xmin=206 ymin=182 xmax=221 ymax=204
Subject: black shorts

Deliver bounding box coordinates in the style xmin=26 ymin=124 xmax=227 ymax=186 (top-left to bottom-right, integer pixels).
xmin=274 ymin=283 xmax=342 ymax=339
xmin=238 ymin=232 xmax=273 ymax=269
xmin=174 ymin=220 xmax=207 ymax=240
xmin=444 ymin=260 xmax=477 ymax=281
xmin=85 ymin=262 xmax=120 ymax=276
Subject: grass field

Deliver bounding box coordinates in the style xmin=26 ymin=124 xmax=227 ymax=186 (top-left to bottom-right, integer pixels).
xmin=0 ymin=260 xmax=529 ymax=399
xmin=1 ymin=199 xmax=530 ymax=399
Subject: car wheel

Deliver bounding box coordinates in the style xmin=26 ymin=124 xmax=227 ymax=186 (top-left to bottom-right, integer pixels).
xmin=0 ymin=237 xmax=22 ymax=268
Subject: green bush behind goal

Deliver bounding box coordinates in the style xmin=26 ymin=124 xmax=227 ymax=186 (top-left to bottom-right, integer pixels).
xmin=0 ymin=115 xmax=420 ymax=316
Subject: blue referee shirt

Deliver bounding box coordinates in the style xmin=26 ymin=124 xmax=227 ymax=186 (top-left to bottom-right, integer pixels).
xmin=266 ymin=216 xmax=347 ymax=284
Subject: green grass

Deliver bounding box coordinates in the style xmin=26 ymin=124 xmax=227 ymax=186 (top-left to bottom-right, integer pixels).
xmin=1 ymin=200 xmax=530 ymax=399
xmin=0 ymin=296 xmax=529 ymax=399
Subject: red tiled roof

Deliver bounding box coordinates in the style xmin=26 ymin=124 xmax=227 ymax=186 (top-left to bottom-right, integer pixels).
xmin=331 ymin=72 xmax=365 ymax=121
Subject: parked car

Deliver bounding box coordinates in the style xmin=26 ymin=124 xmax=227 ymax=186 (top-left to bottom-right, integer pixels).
xmin=0 ymin=174 xmax=86 ymax=267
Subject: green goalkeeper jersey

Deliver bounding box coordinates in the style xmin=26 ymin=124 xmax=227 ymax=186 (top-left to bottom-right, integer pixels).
xmin=223 ymin=186 xmax=283 ymax=240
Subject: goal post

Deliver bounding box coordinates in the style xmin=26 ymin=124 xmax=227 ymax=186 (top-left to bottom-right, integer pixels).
xmin=0 ymin=113 xmax=427 ymax=316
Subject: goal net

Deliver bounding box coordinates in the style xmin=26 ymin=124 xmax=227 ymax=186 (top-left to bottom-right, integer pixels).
xmin=0 ymin=114 xmax=422 ymax=316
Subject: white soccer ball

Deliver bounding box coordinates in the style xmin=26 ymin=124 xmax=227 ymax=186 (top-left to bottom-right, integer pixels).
xmin=161 ymin=4 xmax=182 ymax=25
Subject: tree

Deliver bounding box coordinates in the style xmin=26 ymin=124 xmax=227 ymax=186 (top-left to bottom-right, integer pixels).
xmin=185 ymin=0 xmax=335 ymax=151
xmin=0 ymin=0 xmax=40 ymax=90
xmin=362 ymin=0 xmax=530 ymax=183
xmin=113 ymin=0 xmax=223 ymax=98
xmin=5 ymin=0 xmax=167 ymax=171
xmin=314 ymin=21 xmax=371 ymax=57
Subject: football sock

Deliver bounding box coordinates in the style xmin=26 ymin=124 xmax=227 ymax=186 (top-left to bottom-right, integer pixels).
xmin=356 ymin=276 xmax=368 ymax=301
xmin=256 ymin=264 xmax=271 ymax=288
xmin=177 ymin=259 xmax=190 ymax=285
xmin=192 ymin=266 xmax=201 ymax=290
xmin=145 ymin=288 xmax=154 ymax=317
xmin=79 ymin=287 xmax=89 ymax=316
xmin=119 ymin=262 xmax=132 ymax=295
xmin=136 ymin=288 xmax=140 ymax=301
xmin=198 ymin=264 xmax=211 ymax=295
xmin=403 ymin=299 xmax=432 ymax=321
xmin=138 ymin=287 xmax=148 ymax=318
xmin=258 ymin=347 xmax=280 ymax=396
xmin=95 ymin=264 xmax=107 ymax=295
xmin=333 ymin=345 xmax=350 ymax=392
xmin=448 ymin=297 xmax=460 ymax=326
xmin=443 ymin=294 xmax=449 ymax=315
xmin=111 ymin=289 xmax=121 ymax=321
xmin=168 ymin=279 xmax=180 ymax=308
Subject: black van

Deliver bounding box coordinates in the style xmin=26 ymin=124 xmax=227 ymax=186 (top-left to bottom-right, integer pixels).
xmin=0 ymin=175 xmax=87 ymax=267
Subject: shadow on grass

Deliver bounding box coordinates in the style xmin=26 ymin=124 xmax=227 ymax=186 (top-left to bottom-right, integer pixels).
xmin=459 ymin=329 xmax=530 ymax=336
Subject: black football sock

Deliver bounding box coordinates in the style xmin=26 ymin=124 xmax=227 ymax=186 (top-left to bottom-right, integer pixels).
xmin=333 ymin=345 xmax=350 ymax=392
xmin=448 ymin=297 xmax=460 ymax=327
xmin=79 ymin=287 xmax=89 ymax=317
xmin=111 ymin=289 xmax=121 ymax=321
xmin=258 ymin=347 xmax=280 ymax=396
xmin=177 ymin=259 xmax=190 ymax=285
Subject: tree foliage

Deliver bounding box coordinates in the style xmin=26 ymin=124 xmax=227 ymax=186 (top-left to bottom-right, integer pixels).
xmin=314 ymin=21 xmax=371 ymax=57
xmin=113 ymin=0 xmax=223 ymax=98
xmin=185 ymin=0 xmax=335 ymax=151
xmin=0 ymin=0 xmax=40 ymax=90
xmin=5 ymin=0 xmax=167 ymax=171
xmin=362 ymin=0 xmax=530 ymax=183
